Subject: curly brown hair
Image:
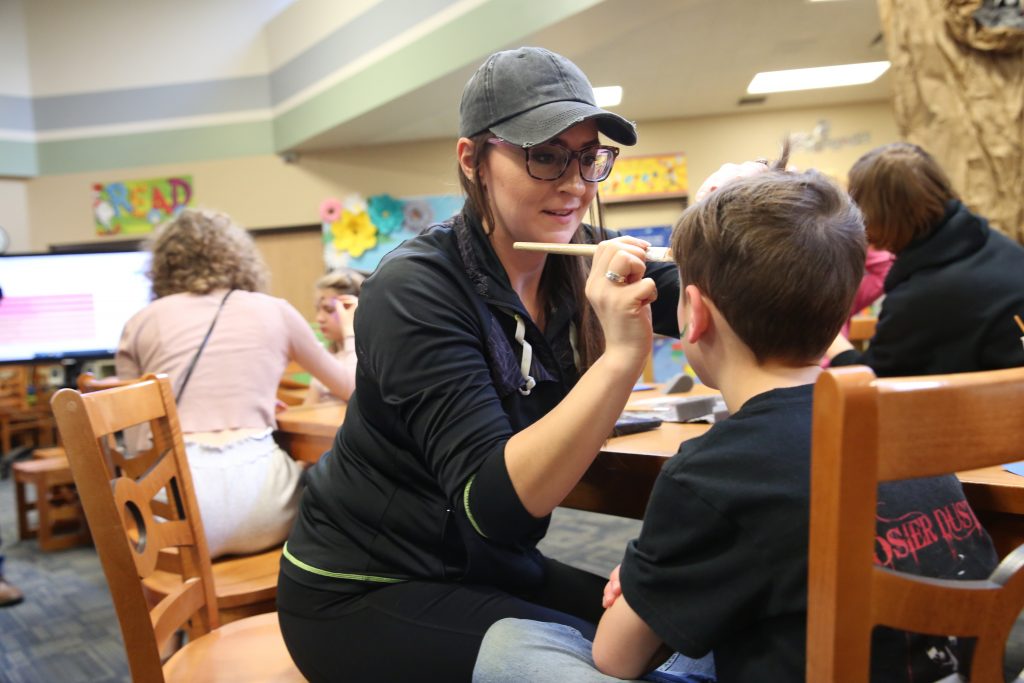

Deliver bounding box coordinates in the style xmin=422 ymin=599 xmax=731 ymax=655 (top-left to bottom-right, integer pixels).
xmin=146 ymin=209 xmax=269 ymax=298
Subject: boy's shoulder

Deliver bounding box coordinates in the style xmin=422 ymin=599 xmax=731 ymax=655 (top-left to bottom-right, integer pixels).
xmin=665 ymin=383 xmax=814 ymax=477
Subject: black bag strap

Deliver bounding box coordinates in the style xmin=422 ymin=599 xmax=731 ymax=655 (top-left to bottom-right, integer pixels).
xmin=175 ymin=289 xmax=233 ymax=404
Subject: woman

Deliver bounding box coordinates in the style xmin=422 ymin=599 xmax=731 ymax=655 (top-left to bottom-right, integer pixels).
xmin=277 ymin=47 xmax=680 ymax=682
xmin=826 ymin=142 xmax=1024 ymax=375
xmin=304 ymin=268 xmax=364 ymax=404
xmin=116 ymin=209 xmax=353 ymax=558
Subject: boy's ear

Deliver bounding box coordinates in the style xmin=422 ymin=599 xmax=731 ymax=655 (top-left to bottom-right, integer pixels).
xmin=683 ymin=284 xmax=713 ymax=344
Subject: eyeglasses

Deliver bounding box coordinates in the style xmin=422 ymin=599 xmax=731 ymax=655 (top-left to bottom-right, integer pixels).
xmin=487 ymin=137 xmax=620 ymax=182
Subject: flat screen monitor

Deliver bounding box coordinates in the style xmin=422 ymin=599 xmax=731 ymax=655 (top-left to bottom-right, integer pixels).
xmin=0 ymin=250 xmax=152 ymax=365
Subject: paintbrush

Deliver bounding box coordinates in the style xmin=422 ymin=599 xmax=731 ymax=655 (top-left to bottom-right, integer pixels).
xmin=513 ymin=242 xmax=674 ymax=262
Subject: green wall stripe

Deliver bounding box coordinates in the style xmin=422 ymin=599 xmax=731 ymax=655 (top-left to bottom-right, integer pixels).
xmin=0 ymin=139 xmax=39 ymax=177
xmin=36 ymin=121 xmax=276 ymax=174
xmin=15 ymin=0 xmax=605 ymax=174
xmin=273 ymin=0 xmax=604 ymax=150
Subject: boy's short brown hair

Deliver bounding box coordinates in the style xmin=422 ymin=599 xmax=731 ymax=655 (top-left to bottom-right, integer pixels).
xmin=670 ymin=170 xmax=866 ymax=365
xmin=847 ymin=143 xmax=956 ymax=253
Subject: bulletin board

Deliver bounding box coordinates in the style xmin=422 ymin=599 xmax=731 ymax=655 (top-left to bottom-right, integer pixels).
xmin=599 ymin=153 xmax=688 ymax=203
xmin=321 ymin=193 xmax=464 ymax=272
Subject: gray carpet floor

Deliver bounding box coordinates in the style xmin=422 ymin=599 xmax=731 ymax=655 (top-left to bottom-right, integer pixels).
xmin=0 ymin=470 xmax=640 ymax=683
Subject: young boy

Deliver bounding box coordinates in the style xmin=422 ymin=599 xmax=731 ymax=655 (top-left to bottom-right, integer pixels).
xmin=473 ymin=169 xmax=998 ymax=683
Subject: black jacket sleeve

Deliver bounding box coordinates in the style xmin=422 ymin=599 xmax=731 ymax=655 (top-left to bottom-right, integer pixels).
xmin=359 ymin=253 xmax=544 ymax=545
xmin=829 ymin=284 xmax=938 ymax=376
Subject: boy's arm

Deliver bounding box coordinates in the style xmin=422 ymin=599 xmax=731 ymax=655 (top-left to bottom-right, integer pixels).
xmin=592 ymin=593 xmax=670 ymax=679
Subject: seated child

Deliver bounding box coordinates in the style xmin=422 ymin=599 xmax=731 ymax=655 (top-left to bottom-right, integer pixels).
xmin=472 ymin=167 xmax=999 ymax=683
xmin=305 ymin=268 xmax=364 ymax=404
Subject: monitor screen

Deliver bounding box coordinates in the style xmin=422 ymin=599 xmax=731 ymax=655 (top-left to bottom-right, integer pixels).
xmin=0 ymin=250 xmax=152 ymax=364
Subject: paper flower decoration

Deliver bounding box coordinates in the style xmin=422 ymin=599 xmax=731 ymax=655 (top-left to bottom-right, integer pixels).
xmin=342 ymin=194 xmax=367 ymax=214
xmin=368 ymin=194 xmax=405 ymax=236
xmin=402 ymin=199 xmax=434 ymax=233
xmin=320 ymin=198 xmax=343 ymax=223
xmin=331 ymin=209 xmax=378 ymax=258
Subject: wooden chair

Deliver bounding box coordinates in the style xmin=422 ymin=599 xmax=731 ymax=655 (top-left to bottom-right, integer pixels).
xmin=8 ymin=370 xmax=106 ymax=551
xmin=846 ymin=314 xmax=877 ymax=352
xmin=807 ymin=365 xmax=1024 ymax=682
xmin=50 ymin=374 xmax=303 ymax=682
xmin=12 ymin=455 xmax=91 ymax=551
xmin=0 ymin=365 xmax=56 ymax=456
xmin=12 ymin=372 xmax=155 ymax=551
xmin=61 ymin=372 xmax=282 ymax=621
xmin=277 ymin=363 xmax=310 ymax=407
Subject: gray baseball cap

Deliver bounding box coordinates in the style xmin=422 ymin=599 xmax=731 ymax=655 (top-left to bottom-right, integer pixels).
xmin=459 ymin=47 xmax=637 ymax=147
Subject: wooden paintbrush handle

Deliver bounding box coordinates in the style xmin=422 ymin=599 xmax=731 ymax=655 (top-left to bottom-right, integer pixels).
xmin=513 ymin=242 xmax=673 ymax=262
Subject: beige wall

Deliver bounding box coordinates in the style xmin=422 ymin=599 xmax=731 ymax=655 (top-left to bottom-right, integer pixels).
xmin=23 ymin=99 xmax=900 ymax=315
xmin=22 ymin=0 xmax=286 ymax=95
xmin=27 ymin=99 xmax=898 ymax=251
xmin=0 ymin=0 xmax=31 ymax=96
xmin=26 ymin=139 xmax=458 ymax=251
xmin=265 ymin=0 xmax=383 ymax=69
xmin=604 ymin=99 xmax=901 ymax=230
xmin=0 ymin=179 xmax=31 ymax=253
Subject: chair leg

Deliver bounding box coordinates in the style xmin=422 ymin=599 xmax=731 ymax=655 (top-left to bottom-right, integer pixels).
xmin=13 ymin=473 xmax=37 ymax=540
xmin=12 ymin=463 xmax=91 ymax=551
xmin=37 ymin=474 xmax=91 ymax=552
xmin=37 ymin=481 xmax=54 ymax=550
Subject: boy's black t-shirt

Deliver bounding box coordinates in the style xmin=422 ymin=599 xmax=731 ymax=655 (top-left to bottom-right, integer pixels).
xmin=619 ymin=384 xmax=998 ymax=683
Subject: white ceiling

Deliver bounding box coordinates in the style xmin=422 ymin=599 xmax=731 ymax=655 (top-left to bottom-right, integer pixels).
xmin=297 ymin=0 xmax=890 ymax=151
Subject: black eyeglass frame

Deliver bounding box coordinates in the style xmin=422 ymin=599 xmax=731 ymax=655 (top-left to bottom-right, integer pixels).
xmin=487 ymin=137 xmax=620 ymax=183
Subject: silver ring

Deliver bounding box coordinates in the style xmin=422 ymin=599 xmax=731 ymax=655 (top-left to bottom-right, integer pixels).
xmin=605 ymin=270 xmax=626 ymax=284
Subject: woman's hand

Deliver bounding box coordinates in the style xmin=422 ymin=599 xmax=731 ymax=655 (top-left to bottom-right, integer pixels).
xmin=586 ymin=237 xmax=657 ymax=370
xmin=334 ymin=295 xmax=359 ymax=339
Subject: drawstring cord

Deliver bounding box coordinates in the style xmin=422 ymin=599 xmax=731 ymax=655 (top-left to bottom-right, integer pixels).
xmin=511 ymin=315 xmax=581 ymax=396
xmin=513 ymin=314 xmax=536 ymax=395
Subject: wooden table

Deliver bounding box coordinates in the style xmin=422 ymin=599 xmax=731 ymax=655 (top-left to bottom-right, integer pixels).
xmin=957 ymin=466 xmax=1024 ymax=556
xmin=275 ymin=395 xmax=1024 ymax=552
xmin=275 ymin=401 xmax=346 ymax=463
xmin=274 ymin=389 xmax=716 ymax=519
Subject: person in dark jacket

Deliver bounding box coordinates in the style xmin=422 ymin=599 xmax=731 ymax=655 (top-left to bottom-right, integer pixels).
xmin=276 ymin=47 xmax=680 ymax=683
xmin=826 ymin=142 xmax=1024 ymax=374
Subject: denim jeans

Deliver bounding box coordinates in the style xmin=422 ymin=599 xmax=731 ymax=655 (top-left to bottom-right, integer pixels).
xmin=473 ymin=618 xmax=715 ymax=683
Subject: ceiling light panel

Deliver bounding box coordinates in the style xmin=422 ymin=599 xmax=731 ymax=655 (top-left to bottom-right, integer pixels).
xmin=747 ymin=61 xmax=890 ymax=94
xmin=594 ymin=86 xmax=623 ymax=107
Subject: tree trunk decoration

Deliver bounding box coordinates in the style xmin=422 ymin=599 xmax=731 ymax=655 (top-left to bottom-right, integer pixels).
xmin=877 ymin=0 xmax=1023 ymax=241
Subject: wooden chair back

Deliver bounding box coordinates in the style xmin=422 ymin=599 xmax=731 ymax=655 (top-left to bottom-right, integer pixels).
xmin=76 ymin=371 xmax=132 ymax=393
xmin=51 ymin=374 xmax=220 ymax=682
xmin=0 ymin=365 xmax=30 ymax=412
xmin=807 ymin=365 xmax=1024 ymax=682
xmin=846 ymin=315 xmax=877 ymax=350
